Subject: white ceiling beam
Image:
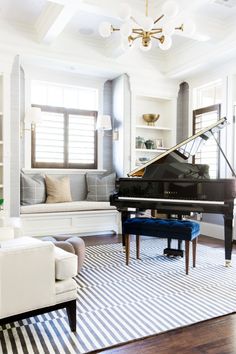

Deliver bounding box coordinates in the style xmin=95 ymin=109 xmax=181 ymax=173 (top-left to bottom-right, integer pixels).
xmin=36 ymin=1 xmax=82 ymax=44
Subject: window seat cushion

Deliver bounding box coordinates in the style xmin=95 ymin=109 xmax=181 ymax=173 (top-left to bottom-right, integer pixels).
xmin=20 ymin=201 xmax=117 ymax=214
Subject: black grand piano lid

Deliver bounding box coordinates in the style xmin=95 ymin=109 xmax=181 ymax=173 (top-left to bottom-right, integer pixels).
xmin=128 ymin=117 xmax=228 ymax=177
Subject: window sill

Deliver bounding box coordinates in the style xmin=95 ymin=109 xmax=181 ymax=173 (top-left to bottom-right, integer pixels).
xmin=22 ymin=168 xmax=107 ymax=175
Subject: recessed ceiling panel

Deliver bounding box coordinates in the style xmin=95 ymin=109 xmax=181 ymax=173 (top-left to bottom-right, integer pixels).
xmin=0 ymin=0 xmax=46 ymax=24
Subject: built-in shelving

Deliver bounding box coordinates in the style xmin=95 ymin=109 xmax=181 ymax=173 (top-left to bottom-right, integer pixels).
xmin=136 ymin=125 xmax=172 ymax=131
xmin=131 ymin=93 xmax=176 ymax=169
xmin=135 ymin=148 xmax=167 ymax=153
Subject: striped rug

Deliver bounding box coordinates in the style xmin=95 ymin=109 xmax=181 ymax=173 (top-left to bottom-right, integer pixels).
xmin=1 ymin=238 xmax=236 ymax=354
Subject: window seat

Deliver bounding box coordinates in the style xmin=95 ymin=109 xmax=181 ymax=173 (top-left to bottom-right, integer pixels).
xmin=20 ymin=201 xmax=119 ymax=237
xmin=20 ymin=171 xmax=120 ymax=237
xmin=21 ymin=201 xmax=117 ymax=214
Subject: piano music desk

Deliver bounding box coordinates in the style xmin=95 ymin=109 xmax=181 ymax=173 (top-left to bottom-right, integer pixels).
xmin=123 ymin=217 xmax=200 ymax=275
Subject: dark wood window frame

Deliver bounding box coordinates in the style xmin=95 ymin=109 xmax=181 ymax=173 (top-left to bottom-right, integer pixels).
xmin=31 ymin=104 xmax=98 ymax=169
xmin=193 ymin=104 xmax=221 ymax=178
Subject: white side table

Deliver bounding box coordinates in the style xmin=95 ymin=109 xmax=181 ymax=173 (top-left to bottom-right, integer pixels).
xmin=0 ymin=213 xmax=21 ymax=241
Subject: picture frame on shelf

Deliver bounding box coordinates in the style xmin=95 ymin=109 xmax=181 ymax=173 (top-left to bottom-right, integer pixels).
xmin=155 ymin=138 xmax=163 ymax=148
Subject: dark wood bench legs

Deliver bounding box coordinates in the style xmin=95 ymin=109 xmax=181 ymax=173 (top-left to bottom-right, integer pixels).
xmin=185 ymin=239 xmax=197 ymax=275
xmin=125 ymin=235 xmax=198 ymax=274
xmin=136 ymin=235 xmax=140 ymax=260
xmin=126 ymin=234 xmax=130 ymax=265
xmin=185 ymin=240 xmax=190 ymax=275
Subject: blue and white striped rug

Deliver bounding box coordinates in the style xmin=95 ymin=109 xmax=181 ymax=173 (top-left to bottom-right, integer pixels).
xmin=1 ymin=238 xmax=236 ymax=354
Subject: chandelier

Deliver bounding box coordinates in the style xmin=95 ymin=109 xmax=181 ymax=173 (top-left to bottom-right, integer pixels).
xmin=99 ymin=0 xmax=196 ymax=51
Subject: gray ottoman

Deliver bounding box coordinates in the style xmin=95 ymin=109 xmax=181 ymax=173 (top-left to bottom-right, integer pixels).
xmin=42 ymin=235 xmax=85 ymax=273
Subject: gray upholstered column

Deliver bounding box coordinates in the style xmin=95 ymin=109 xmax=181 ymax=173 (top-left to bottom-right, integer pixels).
xmin=103 ymin=80 xmax=113 ymax=172
xmin=10 ymin=56 xmax=21 ymax=217
xmin=177 ymin=82 xmax=189 ymax=143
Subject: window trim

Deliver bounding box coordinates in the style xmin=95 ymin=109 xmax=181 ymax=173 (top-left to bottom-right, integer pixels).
xmin=31 ymin=104 xmax=98 ymax=169
xmin=192 ymin=104 xmax=221 ymax=178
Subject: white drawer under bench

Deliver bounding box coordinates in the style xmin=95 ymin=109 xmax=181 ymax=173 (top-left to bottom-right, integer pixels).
xmin=20 ymin=201 xmax=120 ymax=237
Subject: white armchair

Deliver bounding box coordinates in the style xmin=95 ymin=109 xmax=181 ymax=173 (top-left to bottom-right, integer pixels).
xmin=0 ymin=237 xmax=78 ymax=331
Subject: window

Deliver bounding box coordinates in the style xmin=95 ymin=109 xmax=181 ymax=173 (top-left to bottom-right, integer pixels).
xmin=193 ymin=104 xmax=221 ymax=178
xmin=32 ymin=106 xmax=97 ymax=169
xmin=31 ymin=81 xmax=98 ymax=169
xmin=193 ymin=80 xmax=223 ymax=179
xmin=194 ymin=80 xmax=222 ymax=109
xmin=31 ymin=80 xmax=98 ymax=110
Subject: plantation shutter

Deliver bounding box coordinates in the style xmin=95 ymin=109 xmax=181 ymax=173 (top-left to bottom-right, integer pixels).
xmin=34 ymin=111 xmax=64 ymax=164
xmin=32 ymin=106 xmax=97 ymax=169
xmin=193 ymin=104 xmax=221 ymax=178
xmin=68 ymin=114 xmax=96 ymax=165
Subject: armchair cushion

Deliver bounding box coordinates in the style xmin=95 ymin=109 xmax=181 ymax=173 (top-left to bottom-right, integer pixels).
xmin=54 ymin=247 xmax=77 ymax=280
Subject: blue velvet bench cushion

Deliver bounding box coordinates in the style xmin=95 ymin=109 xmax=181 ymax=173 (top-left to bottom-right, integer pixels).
xmin=123 ymin=217 xmax=200 ymax=241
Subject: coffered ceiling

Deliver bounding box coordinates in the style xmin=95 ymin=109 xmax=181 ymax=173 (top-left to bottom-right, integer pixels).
xmin=0 ymin=0 xmax=236 ymax=79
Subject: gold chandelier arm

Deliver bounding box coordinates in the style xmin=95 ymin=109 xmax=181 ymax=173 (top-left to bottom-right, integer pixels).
xmin=175 ymin=24 xmax=184 ymax=31
xmin=131 ymin=34 xmax=143 ymax=41
xmin=111 ymin=26 xmax=120 ymax=32
xmin=154 ymin=14 xmax=164 ymax=24
xmin=150 ymin=29 xmax=162 ymax=35
xmin=130 ymin=16 xmax=145 ymax=29
xmin=151 ymin=35 xmax=165 ymax=43
xmin=132 ymin=29 xmax=144 ymax=34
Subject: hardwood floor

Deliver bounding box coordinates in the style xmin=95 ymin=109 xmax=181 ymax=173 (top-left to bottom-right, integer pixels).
xmin=81 ymin=234 xmax=236 ymax=354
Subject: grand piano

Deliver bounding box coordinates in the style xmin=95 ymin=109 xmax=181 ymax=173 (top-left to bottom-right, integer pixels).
xmin=110 ymin=117 xmax=236 ymax=266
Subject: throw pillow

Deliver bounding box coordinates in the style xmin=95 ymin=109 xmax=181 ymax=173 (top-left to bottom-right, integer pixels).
xmin=45 ymin=175 xmax=72 ymax=203
xmin=86 ymin=172 xmax=116 ymax=201
xmin=20 ymin=173 xmax=46 ymax=206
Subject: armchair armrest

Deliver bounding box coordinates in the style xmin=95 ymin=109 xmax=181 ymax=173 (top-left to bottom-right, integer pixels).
xmin=0 ymin=239 xmax=55 ymax=318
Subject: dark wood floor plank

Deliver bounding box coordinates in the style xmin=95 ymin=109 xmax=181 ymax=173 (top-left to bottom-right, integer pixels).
xmin=81 ymin=234 xmax=236 ymax=354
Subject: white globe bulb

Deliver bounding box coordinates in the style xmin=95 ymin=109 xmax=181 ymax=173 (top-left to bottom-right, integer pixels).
xmin=183 ymin=20 xmax=196 ymax=36
xmin=118 ymin=3 xmax=132 ymax=21
xmin=141 ymin=16 xmax=154 ymax=32
xmin=162 ymin=1 xmax=179 ymax=18
xmin=99 ymin=21 xmax=112 ymax=38
xmin=162 ymin=22 xmax=175 ymax=36
xmin=159 ymin=35 xmax=172 ymax=50
xmin=140 ymin=41 xmax=152 ymax=51
xmin=120 ymin=21 xmax=133 ymax=37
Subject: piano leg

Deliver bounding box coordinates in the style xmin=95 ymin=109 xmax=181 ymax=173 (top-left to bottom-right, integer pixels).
xmin=224 ymin=213 xmax=233 ymax=267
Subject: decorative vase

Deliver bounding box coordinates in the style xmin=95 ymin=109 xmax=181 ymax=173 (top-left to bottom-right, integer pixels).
xmin=136 ymin=136 xmax=145 ymax=149
xmin=145 ymin=139 xmax=155 ymax=149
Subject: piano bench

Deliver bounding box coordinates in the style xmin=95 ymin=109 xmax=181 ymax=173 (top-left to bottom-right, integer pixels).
xmin=123 ymin=217 xmax=200 ymax=275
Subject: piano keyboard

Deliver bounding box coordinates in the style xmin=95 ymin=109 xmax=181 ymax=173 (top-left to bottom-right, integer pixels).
xmin=118 ymin=196 xmax=225 ymax=205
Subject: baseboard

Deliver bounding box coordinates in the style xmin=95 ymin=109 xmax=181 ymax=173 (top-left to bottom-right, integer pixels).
xmin=200 ymin=220 xmax=236 ymax=241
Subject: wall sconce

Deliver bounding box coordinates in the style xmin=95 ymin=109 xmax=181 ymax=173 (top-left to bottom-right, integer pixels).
xmin=96 ymin=115 xmax=112 ymax=136
xmin=96 ymin=114 xmax=112 ymax=130
xmin=21 ymin=107 xmax=42 ymax=137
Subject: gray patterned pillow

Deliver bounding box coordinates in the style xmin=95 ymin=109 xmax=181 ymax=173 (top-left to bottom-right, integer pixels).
xmin=21 ymin=173 xmax=46 ymax=205
xmin=86 ymin=173 xmax=116 ymax=201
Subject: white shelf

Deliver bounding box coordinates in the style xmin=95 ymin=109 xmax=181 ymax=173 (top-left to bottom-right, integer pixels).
xmin=136 ymin=125 xmax=172 ymax=131
xmin=135 ymin=148 xmax=168 ymax=153
xmin=0 ymin=112 xmax=2 ymax=116
xmin=0 ymin=141 xmax=3 ymax=144
xmin=0 ymin=185 xmax=3 ymax=188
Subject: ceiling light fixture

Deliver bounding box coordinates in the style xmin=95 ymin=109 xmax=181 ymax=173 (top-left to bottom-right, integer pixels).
xmin=99 ymin=0 xmax=196 ymax=51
